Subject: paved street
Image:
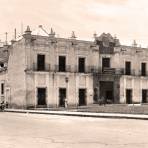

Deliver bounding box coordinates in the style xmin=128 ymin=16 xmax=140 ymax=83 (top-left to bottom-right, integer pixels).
xmin=0 ymin=112 xmax=148 ymax=148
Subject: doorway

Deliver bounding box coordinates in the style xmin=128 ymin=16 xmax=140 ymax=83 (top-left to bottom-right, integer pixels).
xmin=37 ymin=88 xmax=46 ymax=106
xmin=100 ymin=81 xmax=114 ymax=103
xmin=59 ymin=88 xmax=66 ymax=107
xmin=79 ymin=89 xmax=86 ymax=106
xmin=142 ymin=89 xmax=148 ymax=103
xmin=126 ymin=89 xmax=132 ymax=104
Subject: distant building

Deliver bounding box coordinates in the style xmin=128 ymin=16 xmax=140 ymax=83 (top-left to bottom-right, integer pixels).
xmin=0 ymin=25 xmax=148 ymax=108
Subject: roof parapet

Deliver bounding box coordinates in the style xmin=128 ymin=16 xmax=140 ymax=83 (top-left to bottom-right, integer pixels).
xmin=71 ymin=31 xmax=77 ymax=39
xmin=23 ymin=25 xmax=32 ymax=39
xmin=49 ymin=28 xmax=55 ymax=38
xmin=25 ymin=26 xmax=31 ymax=34
xmin=132 ymin=40 xmax=137 ymax=47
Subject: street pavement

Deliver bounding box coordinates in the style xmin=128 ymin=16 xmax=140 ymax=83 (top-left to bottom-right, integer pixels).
xmin=0 ymin=112 xmax=148 ymax=148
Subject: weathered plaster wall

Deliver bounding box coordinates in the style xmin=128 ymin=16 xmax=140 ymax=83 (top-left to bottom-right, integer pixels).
xmin=7 ymin=39 xmax=26 ymax=108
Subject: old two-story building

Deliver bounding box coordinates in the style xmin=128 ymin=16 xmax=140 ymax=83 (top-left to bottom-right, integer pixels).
xmin=0 ymin=25 xmax=148 ymax=108
xmin=1 ymin=25 xmax=99 ymax=108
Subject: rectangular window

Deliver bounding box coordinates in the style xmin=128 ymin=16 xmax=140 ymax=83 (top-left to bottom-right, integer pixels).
xmin=125 ymin=61 xmax=131 ymax=75
xmin=1 ymin=83 xmax=4 ymax=95
xmin=37 ymin=54 xmax=45 ymax=71
xmin=102 ymin=58 xmax=110 ymax=68
xmin=59 ymin=56 xmax=66 ymax=72
xmin=141 ymin=63 xmax=146 ymax=76
xmin=78 ymin=57 xmax=85 ymax=73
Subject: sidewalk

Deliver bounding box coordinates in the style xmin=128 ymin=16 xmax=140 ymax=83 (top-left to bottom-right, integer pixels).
xmin=4 ymin=109 xmax=148 ymax=120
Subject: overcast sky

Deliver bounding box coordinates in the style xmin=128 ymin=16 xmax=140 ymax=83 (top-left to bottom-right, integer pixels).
xmin=0 ymin=0 xmax=148 ymax=47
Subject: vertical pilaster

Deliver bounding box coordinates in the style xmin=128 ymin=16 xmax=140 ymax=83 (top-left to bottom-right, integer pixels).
xmin=34 ymin=74 xmax=37 ymax=108
xmin=123 ymin=76 xmax=126 ymax=103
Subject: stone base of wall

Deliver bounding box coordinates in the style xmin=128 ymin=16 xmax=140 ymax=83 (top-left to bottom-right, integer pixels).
xmin=8 ymin=104 xmax=27 ymax=109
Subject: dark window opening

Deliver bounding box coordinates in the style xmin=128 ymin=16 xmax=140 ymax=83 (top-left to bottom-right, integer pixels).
xmin=37 ymin=54 xmax=45 ymax=71
xmin=126 ymin=89 xmax=132 ymax=104
xmin=37 ymin=88 xmax=46 ymax=106
xmin=141 ymin=63 xmax=146 ymax=76
xmin=125 ymin=61 xmax=131 ymax=75
xmin=78 ymin=58 xmax=85 ymax=73
xmin=142 ymin=89 xmax=148 ymax=103
xmin=59 ymin=88 xmax=66 ymax=107
xmin=79 ymin=89 xmax=86 ymax=106
xmin=1 ymin=83 xmax=4 ymax=95
xmin=59 ymin=56 xmax=66 ymax=72
xmin=102 ymin=58 xmax=110 ymax=71
xmin=0 ymin=63 xmax=4 ymax=68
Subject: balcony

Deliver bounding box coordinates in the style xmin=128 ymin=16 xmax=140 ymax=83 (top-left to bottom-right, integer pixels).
xmin=102 ymin=68 xmax=116 ymax=74
xmin=73 ymin=66 xmax=99 ymax=73
xmin=54 ymin=65 xmax=71 ymax=72
xmin=97 ymin=68 xmax=124 ymax=75
xmin=123 ymin=69 xmax=136 ymax=76
xmin=53 ymin=65 xmax=98 ymax=73
xmin=27 ymin=64 xmax=143 ymax=77
xmin=139 ymin=70 xmax=148 ymax=77
xmin=25 ymin=63 xmax=50 ymax=72
xmin=101 ymin=68 xmax=148 ymax=77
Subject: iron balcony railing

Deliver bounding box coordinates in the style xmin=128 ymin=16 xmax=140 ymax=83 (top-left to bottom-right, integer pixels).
xmin=73 ymin=65 xmax=100 ymax=73
xmin=123 ymin=69 xmax=136 ymax=76
xmin=97 ymin=68 xmax=137 ymax=76
xmin=26 ymin=63 xmax=51 ymax=72
xmin=28 ymin=64 xmax=100 ymax=73
xmin=97 ymin=68 xmax=124 ymax=75
xmin=138 ymin=70 xmax=148 ymax=77
xmin=54 ymin=65 xmax=71 ymax=72
xmin=54 ymin=65 xmax=98 ymax=73
xmin=27 ymin=64 xmax=148 ymax=77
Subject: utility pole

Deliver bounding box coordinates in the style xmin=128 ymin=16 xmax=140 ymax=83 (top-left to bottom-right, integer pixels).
xmin=21 ymin=22 xmax=24 ymax=35
xmin=14 ymin=28 xmax=16 ymax=40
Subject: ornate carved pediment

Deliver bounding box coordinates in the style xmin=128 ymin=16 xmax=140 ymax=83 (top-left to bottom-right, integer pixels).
xmin=95 ymin=33 xmax=120 ymax=54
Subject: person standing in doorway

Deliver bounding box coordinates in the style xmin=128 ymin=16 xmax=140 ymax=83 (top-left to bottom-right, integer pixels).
xmin=64 ymin=98 xmax=68 ymax=108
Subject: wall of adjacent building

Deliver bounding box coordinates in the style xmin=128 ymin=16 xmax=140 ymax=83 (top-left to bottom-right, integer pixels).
xmin=0 ymin=72 xmax=7 ymax=103
xmin=7 ymin=39 xmax=27 ymax=108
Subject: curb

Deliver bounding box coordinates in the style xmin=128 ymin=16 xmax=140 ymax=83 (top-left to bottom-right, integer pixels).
xmin=4 ymin=109 xmax=148 ymax=120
